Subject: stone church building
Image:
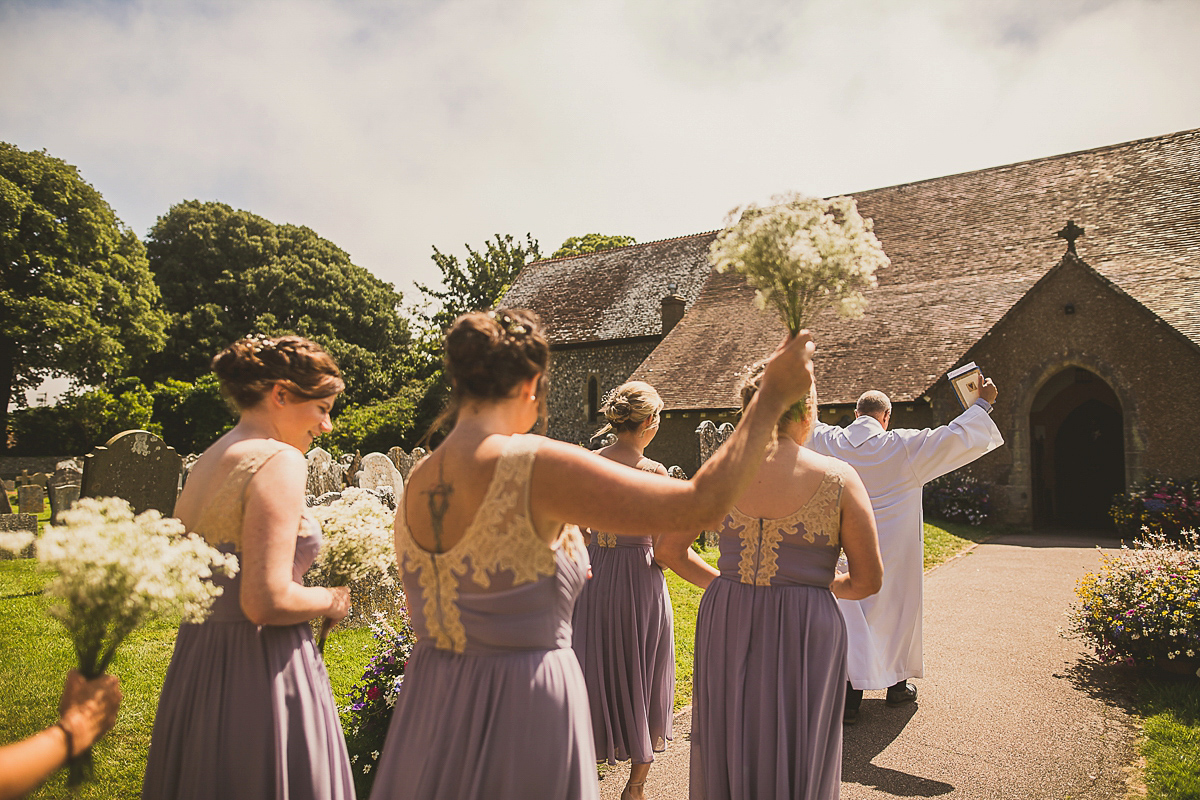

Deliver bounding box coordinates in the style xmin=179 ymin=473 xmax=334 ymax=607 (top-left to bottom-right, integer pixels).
xmin=501 ymin=128 xmax=1200 ymax=527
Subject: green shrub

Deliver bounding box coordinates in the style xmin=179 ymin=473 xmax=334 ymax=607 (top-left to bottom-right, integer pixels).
xmin=323 ymin=385 xmax=424 ymax=456
xmin=150 ymin=375 xmax=234 ymax=454
xmin=9 ymin=379 xmax=158 ymax=455
xmin=923 ymin=472 xmax=991 ymax=525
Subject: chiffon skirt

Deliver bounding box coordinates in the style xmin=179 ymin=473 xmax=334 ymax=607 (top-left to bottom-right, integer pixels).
xmin=572 ymin=543 xmax=675 ymax=764
xmin=142 ymin=620 xmax=355 ymax=800
xmin=690 ymin=578 xmax=847 ymax=800
xmin=368 ymin=643 xmax=598 ymax=800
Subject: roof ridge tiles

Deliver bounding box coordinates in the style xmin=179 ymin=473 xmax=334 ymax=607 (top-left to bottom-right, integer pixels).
xmin=530 ymin=229 xmax=720 ymax=264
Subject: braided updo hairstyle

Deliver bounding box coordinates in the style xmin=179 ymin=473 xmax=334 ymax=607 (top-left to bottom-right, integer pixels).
xmin=434 ymin=308 xmax=550 ymax=434
xmin=212 ymin=334 xmax=345 ymax=411
xmin=739 ymin=359 xmax=818 ymax=441
xmin=591 ymin=381 xmax=663 ymax=442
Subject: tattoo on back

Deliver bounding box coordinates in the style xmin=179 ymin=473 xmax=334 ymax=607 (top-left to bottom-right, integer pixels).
xmin=424 ymin=456 xmax=454 ymax=553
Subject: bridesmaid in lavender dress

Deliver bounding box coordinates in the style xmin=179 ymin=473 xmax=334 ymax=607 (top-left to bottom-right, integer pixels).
xmin=690 ymin=366 xmax=884 ymax=800
xmin=572 ymin=381 xmax=719 ymax=800
xmin=142 ymin=336 xmax=354 ymax=800
xmin=368 ymin=310 xmax=817 ymax=800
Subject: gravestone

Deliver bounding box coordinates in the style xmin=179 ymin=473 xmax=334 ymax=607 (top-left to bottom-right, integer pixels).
xmin=387 ymin=447 xmax=405 ymax=471
xmin=306 ymin=448 xmax=342 ymax=497
xmin=358 ymin=453 xmax=403 ymax=498
xmin=346 ymin=452 xmax=363 ymax=488
xmin=18 ymin=484 xmax=45 ymax=515
xmin=30 ymin=472 xmax=49 ymax=488
xmin=50 ymin=460 xmax=83 ymax=491
xmin=394 ymin=447 xmax=427 ymax=481
xmin=180 ymin=454 xmax=199 ymax=487
xmin=81 ymin=430 xmax=184 ymax=516
xmin=0 ymin=514 xmax=37 ymax=558
xmin=49 ymin=484 xmax=80 ymax=524
xmin=667 ymin=466 xmax=688 ymax=480
xmin=0 ymin=489 xmax=11 ymax=515
xmin=696 ymin=420 xmax=736 ymax=466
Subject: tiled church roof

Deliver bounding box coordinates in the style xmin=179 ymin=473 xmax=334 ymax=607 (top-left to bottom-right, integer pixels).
xmin=499 ymin=232 xmax=716 ymax=345
xmin=505 ymin=128 xmax=1200 ymax=408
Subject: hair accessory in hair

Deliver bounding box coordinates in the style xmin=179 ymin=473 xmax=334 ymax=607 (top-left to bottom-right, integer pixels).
xmin=244 ymin=333 xmax=276 ymax=355
xmin=488 ymin=310 xmax=528 ymax=336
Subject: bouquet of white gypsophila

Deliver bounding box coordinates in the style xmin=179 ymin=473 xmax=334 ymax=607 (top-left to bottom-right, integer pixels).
xmin=710 ymin=192 xmax=889 ymax=419
xmin=4 ymin=497 xmax=239 ymax=784
xmin=308 ymin=488 xmax=396 ymax=652
xmin=710 ymin=192 xmax=889 ymax=334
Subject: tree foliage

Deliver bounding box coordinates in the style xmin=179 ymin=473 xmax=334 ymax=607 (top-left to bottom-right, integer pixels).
xmin=7 ymin=379 xmax=158 ymax=456
xmin=141 ymin=200 xmax=413 ymax=406
xmin=150 ymin=374 xmax=235 ymax=455
xmin=551 ymin=233 xmax=636 ymax=259
xmin=415 ymin=233 xmax=541 ymax=335
xmin=0 ymin=142 xmax=168 ymax=452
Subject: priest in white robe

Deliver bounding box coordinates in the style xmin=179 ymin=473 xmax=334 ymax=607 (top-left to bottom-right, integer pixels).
xmin=807 ymin=381 xmax=1003 ymax=723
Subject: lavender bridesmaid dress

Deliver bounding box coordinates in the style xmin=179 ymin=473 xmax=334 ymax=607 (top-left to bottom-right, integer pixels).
xmin=142 ymin=440 xmax=355 ymax=800
xmin=370 ymin=434 xmax=597 ymax=800
xmin=690 ymin=461 xmax=853 ymax=800
xmin=571 ymin=462 xmax=674 ymax=766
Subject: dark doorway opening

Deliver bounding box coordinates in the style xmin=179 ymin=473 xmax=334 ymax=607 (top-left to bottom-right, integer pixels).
xmin=1030 ymin=368 xmax=1124 ymax=529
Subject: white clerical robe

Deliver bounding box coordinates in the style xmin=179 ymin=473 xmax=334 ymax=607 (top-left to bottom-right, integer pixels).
xmin=807 ymin=401 xmax=1003 ymax=690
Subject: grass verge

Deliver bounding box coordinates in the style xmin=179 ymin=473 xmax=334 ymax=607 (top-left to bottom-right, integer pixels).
xmin=0 ymin=559 xmax=373 ymax=800
xmin=1136 ymin=670 xmax=1200 ymax=798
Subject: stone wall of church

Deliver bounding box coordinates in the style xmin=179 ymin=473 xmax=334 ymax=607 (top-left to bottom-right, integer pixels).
xmin=954 ymin=256 xmax=1200 ymax=526
xmin=546 ymin=339 xmax=661 ymax=448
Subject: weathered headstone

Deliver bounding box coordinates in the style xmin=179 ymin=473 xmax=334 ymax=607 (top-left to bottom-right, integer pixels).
xmin=346 ymin=452 xmax=362 ymax=488
xmin=306 ymin=448 xmax=341 ymax=497
xmin=81 ymin=430 xmax=184 ymax=516
xmin=395 ymin=447 xmax=428 ymax=481
xmin=358 ymin=453 xmax=403 ymax=498
xmin=180 ymin=454 xmax=200 ymax=488
xmin=18 ymin=484 xmax=45 ymax=515
xmin=50 ymin=460 xmax=83 ymax=491
xmin=387 ymin=446 xmax=405 ymax=471
xmin=0 ymin=514 xmax=37 ymax=559
xmin=49 ymin=484 xmax=80 ymax=524
xmin=2 ymin=480 xmax=13 ymax=493
xmin=667 ymin=466 xmax=688 ymax=480
xmin=0 ymin=489 xmax=11 ymax=515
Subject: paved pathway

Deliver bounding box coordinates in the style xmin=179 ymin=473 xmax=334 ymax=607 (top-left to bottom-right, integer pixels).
xmin=597 ymin=532 xmax=1140 ymax=799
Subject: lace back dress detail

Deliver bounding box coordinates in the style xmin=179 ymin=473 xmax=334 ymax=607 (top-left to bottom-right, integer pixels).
xmin=730 ymin=465 xmax=847 ymax=586
xmin=396 ymin=434 xmax=583 ymax=653
xmin=190 ymin=439 xmax=291 ymax=549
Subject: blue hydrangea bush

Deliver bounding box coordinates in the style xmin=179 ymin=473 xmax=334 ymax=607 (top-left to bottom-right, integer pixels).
xmin=1066 ymin=529 xmax=1200 ymax=674
xmin=340 ymin=610 xmax=416 ymax=797
xmin=922 ymin=473 xmax=991 ymax=525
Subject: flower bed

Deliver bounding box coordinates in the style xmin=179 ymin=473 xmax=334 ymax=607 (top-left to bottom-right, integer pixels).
xmin=1110 ymin=477 xmax=1200 ymax=544
xmin=340 ymin=611 xmax=416 ymax=797
xmin=1067 ymin=530 xmax=1200 ymax=674
xmin=923 ymin=473 xmax=990 ymax=525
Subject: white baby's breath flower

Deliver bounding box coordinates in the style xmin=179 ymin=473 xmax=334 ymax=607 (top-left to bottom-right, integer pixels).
xmin=710 ymin=192 xmax=889 ymax=334
xmin=0 ymin=530 xmax=35 ymax=556
xmin=308 ymin=489 xmax=396 ymax=588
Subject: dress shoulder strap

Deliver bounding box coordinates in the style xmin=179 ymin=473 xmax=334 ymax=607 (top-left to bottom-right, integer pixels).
xmin=192 ymin=439 xmax=292 ymax=549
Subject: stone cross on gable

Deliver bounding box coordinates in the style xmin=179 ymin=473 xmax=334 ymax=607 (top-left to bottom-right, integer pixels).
xmin=1056 ymin=220 xmax=1085 ymax=254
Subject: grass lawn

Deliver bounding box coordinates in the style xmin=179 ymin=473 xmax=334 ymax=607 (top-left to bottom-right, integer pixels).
xmin=0 ymin=559 xmax=374 ymax=800
xmin=1136 ymin=672 xmax=1200 ymax=799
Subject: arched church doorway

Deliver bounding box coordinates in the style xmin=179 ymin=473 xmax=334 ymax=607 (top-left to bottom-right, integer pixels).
xmin=1030 ymin=368 xmax=1124 ymax=528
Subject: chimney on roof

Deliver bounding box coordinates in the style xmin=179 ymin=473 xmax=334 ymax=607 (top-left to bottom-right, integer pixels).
xmin=661 ymin=283 xmax=685 ymax=335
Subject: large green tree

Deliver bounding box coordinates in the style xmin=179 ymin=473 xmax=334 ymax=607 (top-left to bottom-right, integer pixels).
xmin=141 ymin=201 xmax=413 ymax=406
xmin=0 ymin=143 xmax=168 ymax=452
xmin=415 ymin=233 xmax=541 ymax=335
xmin=551 ymin=233 xmax=636 ymax=259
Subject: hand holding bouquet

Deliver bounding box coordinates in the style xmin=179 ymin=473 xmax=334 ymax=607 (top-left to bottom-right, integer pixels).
xmin=3 ymin=497 xmax=238 ymax=785
xmin=308 ymin=488 xmax=396 ymax=652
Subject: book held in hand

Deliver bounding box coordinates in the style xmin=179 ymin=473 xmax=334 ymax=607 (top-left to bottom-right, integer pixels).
xmin=947 ymin=362 xmax=984 ymax=409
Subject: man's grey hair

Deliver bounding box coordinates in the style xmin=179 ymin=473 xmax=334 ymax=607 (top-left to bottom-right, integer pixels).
xmin=856 ymin=390 xmax=892 ymax=418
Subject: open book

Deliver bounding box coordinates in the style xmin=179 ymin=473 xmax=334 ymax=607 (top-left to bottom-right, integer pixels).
xmin=947 ymin=362 xmax=984 ymax=409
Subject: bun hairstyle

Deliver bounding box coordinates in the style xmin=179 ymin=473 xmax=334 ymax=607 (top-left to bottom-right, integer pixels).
xmin=739 ymin=359 xmax=818 ymax=441
xmin=433 ymin=308 xmax=550 ymax=435
xmin=591 ymin=381 xmax=664 ymax=442
xmin=212 ymin=334 xmax=345 ymax=411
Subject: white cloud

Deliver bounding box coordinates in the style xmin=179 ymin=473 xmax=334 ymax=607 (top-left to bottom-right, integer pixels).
xmin=1 ymin=0 xmax=1197 ymax=302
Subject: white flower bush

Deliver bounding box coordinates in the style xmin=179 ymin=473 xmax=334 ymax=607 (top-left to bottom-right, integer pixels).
xmin=309 ymin=488 xmax=396 ymax=589
xmin=709 ymin=192 xmax=890 ymax=334
xmin=38 ymin=497 xmax=239 ymax=677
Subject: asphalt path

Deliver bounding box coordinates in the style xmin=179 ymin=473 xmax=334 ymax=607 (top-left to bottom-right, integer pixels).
xmin=597 ymin=532 xmax=1140 ymax=800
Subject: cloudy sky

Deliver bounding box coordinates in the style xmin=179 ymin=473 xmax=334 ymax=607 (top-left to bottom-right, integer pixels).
xmin=3 ymin=0 xmax=1199 ymax=305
